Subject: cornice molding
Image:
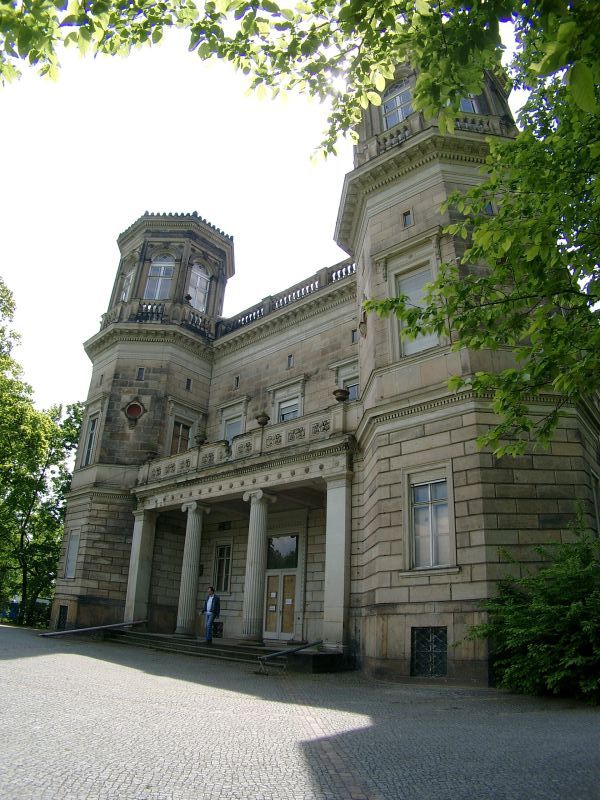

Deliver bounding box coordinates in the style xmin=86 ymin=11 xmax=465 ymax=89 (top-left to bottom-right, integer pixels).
xmin=336 ymin=129 xmax=491 ymax=252
xmin=66 ymin=487 xmax=134 ymax=504
xmin=84 ymin=324 xmax=214 ymax=362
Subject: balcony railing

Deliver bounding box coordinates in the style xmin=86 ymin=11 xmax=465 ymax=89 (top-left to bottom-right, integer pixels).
xmin=370 ymin=111 xmax=515 ymax=161
xmin=100 ymin=260 xmax=355 ymax=339
xmin=216 ymin=260 xmax=355 ymax=336
xmin=100 ymin=299 xmax=214 ymax=338
xmin=137 ymin=407 xmax=342 ymax=488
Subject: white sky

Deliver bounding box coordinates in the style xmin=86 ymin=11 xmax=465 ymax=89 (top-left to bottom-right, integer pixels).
xmin=2 ymin=27 xmax=522 ymax=413
xmin=1 ymin=32 xmax=353 ymax=411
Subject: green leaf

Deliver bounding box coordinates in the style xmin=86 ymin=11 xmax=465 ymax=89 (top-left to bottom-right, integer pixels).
xmin=569 ymin=62 xmax=598 ymax=113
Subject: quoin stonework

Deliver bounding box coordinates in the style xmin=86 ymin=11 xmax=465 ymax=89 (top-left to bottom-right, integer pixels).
xmin=53 ymin=67 xmax=600 ymax=683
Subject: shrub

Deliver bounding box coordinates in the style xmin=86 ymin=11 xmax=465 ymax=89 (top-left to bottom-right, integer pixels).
xmin=468 ymin=523 xmax=600 ymax=703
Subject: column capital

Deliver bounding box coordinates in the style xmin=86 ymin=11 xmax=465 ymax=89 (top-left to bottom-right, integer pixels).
xmin=324 ymin=470 xmax=353 ymax=488
xmin=181 ymin=501 xmax=210 ymax=515
xmin=242 ymin=489 xmax=276 ymax=505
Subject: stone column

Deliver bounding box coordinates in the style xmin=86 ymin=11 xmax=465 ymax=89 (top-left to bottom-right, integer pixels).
xmin=323 ymin=473 xmax=352 ymax=649
xmin=124 ymin=509 xmax=157 ymax=623
xmin=241 ymin=490 xmax=275 ymax=640
xmin=175 ymin=502 xmax=209 ymax=636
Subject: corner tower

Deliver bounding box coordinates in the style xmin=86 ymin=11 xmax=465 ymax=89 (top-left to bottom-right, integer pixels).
xmin=334 ymin=68 xmax=520 ymax=682
xmin=52 ymin=212 xmax=234 ymax=629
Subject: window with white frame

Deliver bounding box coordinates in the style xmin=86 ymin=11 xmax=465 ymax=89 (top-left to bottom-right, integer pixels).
xmin=120 ymin=268 xmax=135 ymax=302
xmin=382 ymin=79 xmax=413 ymax=129
xmin=219 ymin=399 xmax=248 ymax=444
xmin=213 ymin=542 xmax=232 ymax=593
xmin=407 ymin=470 xmax=453 ymax=569
xmin=187 ymin=263 xmax=210 ymax=312
xmin=144 ymin=255 xmax=175 ymax=300
xmin=170 ymin=421 xmax=191 ymax=455
xmin=224 ymin=415 xmax=242 ymax=444
xmin=278 ymin=397 xmax=299 ymax=422
xmin=330 ymin=358 xmax=359 ymax=402
xmin=64 ymin=531 xmax=80 ymax=579
xmin=268 ymin=378 xmax=305 ymax=424
xmin=459 ymin=96 xmax=477 ymax=113
xmin=344 ymin=379 xmax=360 ymax=401
xmin=396 ymin=267 xmax=438 ymax=355
xmin=81 ymin=416 xmax=98 ymax=467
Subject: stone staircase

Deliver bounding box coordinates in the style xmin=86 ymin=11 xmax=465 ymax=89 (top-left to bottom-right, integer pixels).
xmin=102 ymin=630 xmax=347 ymax=673
xmin=102 ymin=630 xmax=288 ymax=671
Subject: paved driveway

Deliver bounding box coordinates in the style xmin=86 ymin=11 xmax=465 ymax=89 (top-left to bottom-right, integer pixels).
xmin=1 ymin=624 xmax=598 ymax=800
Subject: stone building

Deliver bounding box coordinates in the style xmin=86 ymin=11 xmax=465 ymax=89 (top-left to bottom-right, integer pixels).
xmin=52 ymin=68 xmax=600 ymax=683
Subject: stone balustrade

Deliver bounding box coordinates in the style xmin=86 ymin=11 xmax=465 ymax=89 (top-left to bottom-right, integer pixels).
xmin=217 ymin=259 xmax=355 ymax=336
xmin=136 ymin=408 xmax=340 ymax=488
xmin=100 ymin=299 xmax=213 ymax=337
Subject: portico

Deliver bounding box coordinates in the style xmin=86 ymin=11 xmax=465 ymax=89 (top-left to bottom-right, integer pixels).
xmin=124 ymin=434 xmax=354 ymax=649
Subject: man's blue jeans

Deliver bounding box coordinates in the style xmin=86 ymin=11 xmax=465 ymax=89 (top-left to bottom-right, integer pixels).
xmin=204 ymin=612 xmax=215 ymax=642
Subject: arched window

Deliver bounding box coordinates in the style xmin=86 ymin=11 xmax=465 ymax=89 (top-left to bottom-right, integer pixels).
xmin=187 ymin=264 xmax=210 ymax=312
xmin=383 ymin=79 xmax=413 ymax=129
xmin=144 ymin=254 xmax=174 ymax=300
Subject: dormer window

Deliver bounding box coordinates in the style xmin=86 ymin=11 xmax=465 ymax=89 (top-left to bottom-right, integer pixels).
xmin=187 ymin=263 xmax=210 ymax=312
xmin=383 ymin=79 xmax=413 ymax=129
xmin=144 ymin=255 xmax=174 ymax=301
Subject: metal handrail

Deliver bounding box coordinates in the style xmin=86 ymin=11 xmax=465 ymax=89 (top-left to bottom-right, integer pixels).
xmin=39 ymin=619 xmax=147 ymax=637
xmin=257 ymin=639 xmax=323 ymax=674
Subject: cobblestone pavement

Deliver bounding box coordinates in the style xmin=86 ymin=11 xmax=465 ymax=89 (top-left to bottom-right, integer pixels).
xmin=1 ymin=625 xmax=599 ymax=800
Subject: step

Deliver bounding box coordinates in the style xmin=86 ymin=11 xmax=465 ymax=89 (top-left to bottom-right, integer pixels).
xmin=103 ymin=630 xmax=287 ymax=669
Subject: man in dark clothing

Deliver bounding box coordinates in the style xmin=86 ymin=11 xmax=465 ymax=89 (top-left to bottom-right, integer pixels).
xmin=202 ymin=586 xmax=220 ymax=643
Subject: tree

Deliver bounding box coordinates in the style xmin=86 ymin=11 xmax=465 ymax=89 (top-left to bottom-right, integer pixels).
xmin=0 ymin=277 xmax=82 ymax=625
xmin=1 ymin=1 xmax=598 ymax=451
xmin=467 ymin=523 xmax=600 ymax=703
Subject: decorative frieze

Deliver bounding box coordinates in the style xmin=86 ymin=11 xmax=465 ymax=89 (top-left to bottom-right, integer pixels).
xmin=311 ymin=419 xmax=331 ymax=435
xmin=288 ymin=427 xmax=306 ymax=442
xmin=236 ymin=441 xmax=253 ymax=456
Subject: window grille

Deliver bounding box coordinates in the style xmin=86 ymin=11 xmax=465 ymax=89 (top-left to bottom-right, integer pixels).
xmin=411 ymin=626 xmax=447 ymax=677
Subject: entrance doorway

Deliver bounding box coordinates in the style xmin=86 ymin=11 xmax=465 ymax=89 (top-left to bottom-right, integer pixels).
xmin=263 ymin=533 xmax=299 ymax=641
xmin=264 ymin=573 xmax=296 ymax=639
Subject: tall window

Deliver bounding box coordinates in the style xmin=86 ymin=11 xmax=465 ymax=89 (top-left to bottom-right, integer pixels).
xmin=81 ymin=417 xmax=98 ymax=467
xmin=64 ymin=532 xmax=80 ymax=579
xmin=214 ymin=543 xmax=232 ymax=593
xmin=383 ymin=80 xmax=413 ymax=129
xmin=396 ymin=268 xmax=438 ymax=355
xmin=144 ymin=255 xmax=174 ymax=300
xmin=344 ymin=379 xmax=360 ymax=401
xmin=411 ymin=478 xmax=450 ymax=568
xmin=170 ymin=421 xmax=190 ymax=455
xmin=459 ymin=96 xmax=477 ymax=113
xmin=224 ymin=415 xmax=242 ymax=444
xmin=278 ymin=398 xmax=299 ymax=422
xmin=187 ymin=264 xmax=210 ymax=312
xmin=120 ymin=269 xmax=135 ymax=302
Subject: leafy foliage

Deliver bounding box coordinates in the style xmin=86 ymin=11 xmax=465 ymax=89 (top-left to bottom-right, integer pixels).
xmin=0 ymin=277 xmax=82 ymax=625
xmin=1 ymin=1 xmax=599 ymax=449
xmin=468 ymin=524 xmax=600 ymax=703
xmin=2 ymin=2 xmax=597 ymax=148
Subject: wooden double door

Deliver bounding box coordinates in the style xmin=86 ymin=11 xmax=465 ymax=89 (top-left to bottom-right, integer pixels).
xmin=264 ymin=571 xmax=296 ymax=640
